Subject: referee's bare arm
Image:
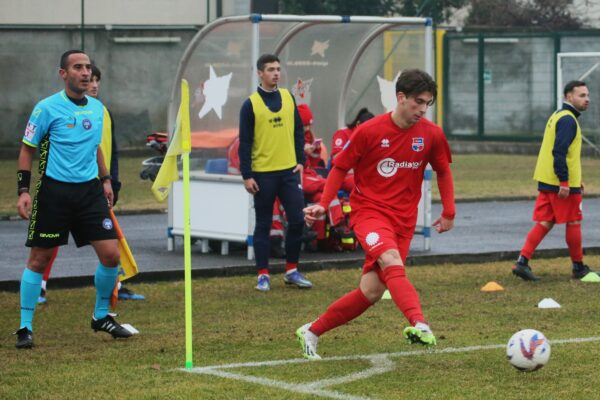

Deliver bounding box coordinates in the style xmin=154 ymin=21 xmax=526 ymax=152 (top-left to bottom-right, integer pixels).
xmin=16 ymin=144 xmax=35 ymax=219
xmin=97 ymin=148 xmax=114 ymax=207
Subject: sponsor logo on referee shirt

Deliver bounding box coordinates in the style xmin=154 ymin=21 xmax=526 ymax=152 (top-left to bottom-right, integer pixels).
xmin=377 ymin=158 xmax=422 ymax=178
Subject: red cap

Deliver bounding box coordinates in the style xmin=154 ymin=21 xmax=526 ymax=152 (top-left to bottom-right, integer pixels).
xmin=297 ymin=104 xmax=313 ymax=127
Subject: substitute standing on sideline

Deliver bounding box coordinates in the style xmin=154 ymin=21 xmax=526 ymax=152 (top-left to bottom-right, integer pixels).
xmin=297 ymin=69 xmax=456 ymax=359
xmin=238 ymin=53 xmax=312 ymax=291
xmin=14 ymin=50 xmax=132 ymax=349
xmin=512 ymin=80 xmax=595 ymax=281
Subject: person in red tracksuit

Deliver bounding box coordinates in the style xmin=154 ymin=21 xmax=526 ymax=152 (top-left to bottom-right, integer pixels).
xmin=330 ymin=108 xmax=374 ymax=193
xmin=297 ymin=104 xmax=344 ymax=233
xmin=296 ymin=69 xmax=455 ymax=360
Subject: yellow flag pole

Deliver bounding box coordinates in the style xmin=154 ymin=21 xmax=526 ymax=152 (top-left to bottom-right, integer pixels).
xmin=180 ymin=80 xmax=193 ymax=370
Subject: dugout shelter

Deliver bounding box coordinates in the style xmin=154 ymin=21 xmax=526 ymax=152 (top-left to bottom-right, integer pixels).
xmin=166 ymin=14 xmax=435 ymax=257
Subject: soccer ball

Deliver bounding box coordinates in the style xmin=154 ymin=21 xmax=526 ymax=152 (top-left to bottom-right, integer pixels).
xmin=506 ymin=329 xmax=551 ymax=371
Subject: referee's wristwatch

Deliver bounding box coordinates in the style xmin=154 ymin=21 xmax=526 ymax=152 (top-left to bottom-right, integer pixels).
xmin=100 ymin=175 xmax=112 ymax=182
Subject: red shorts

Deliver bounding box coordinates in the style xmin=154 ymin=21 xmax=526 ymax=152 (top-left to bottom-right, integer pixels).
xmin=532 ymin=191 xmax=582 ymax=224
xmin=352 ymin=211 xmax=414 ymax=279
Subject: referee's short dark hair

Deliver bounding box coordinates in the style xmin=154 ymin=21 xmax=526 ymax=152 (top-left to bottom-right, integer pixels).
xmin=395 ymin=69 xmax=437 ymax=104
xmin=60 ymin=50 xmax=86 ymax=69
xmin=91 ymin=64 xmax=101 ymax=81
xmin=257 ymin=54 xmax=280 ymax=71
xmin=564 ymin=80 xmax=586 ymax=97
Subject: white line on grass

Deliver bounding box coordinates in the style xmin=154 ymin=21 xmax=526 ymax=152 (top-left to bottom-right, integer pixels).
xmin=183 ymin=336 xmax=600 ymax=400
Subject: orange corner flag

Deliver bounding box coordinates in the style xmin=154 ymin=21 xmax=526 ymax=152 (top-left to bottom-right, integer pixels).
xmin=109 ymin=209 xmax=139 ymax=310
xmin=480 ymin=281 xmax=505 ymax=292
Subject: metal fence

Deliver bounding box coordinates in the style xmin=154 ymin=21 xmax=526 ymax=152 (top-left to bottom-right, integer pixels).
xmin=443 ymin=31 xmax=600 ymax=142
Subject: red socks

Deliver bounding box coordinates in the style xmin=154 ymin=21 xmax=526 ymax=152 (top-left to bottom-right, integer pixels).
xmin=285 ymin=262 xmax=297 ymax=273
xmin=309 ymin=289 xmax=372 ymax=336
xmin=566 ymin=223 xmax=583 ymax=263
xmin=521 ymin=223 xmax=550 ymax=260
xmin=382 ymin=265 xmax=424 ymax=326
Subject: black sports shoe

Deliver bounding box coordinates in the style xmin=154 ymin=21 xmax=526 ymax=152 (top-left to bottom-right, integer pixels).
xmin=572 ymin=263 xmax=596 ymax=279
xmin=91 ymin=315 xmax=133 ymax=339
xmin=15 ymin=327 xmax=33 ymax=349
xmin=512 ymin=261 xmax=540 ymax=281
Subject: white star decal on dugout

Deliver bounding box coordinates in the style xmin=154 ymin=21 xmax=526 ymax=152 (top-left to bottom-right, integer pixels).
xmin=198 ymin=65 xmax=232 ymax=120
xmin=376 ymin=71 xmax=402 ymax=113
xmin=311 ymin=40 xmax=329 ymax=57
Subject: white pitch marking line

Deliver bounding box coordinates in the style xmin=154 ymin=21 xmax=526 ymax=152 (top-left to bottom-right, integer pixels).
xmin=184 ymin=368 xmax=371 ymax=400
xmin=183 ymin=336 xmax=600 ymax=400
xmin=307 ymin=355 xmax=395 ymax=389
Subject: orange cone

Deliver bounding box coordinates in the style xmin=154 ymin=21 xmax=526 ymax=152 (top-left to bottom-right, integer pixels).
xmin=480 ymin=281 xmax=505 ymax=292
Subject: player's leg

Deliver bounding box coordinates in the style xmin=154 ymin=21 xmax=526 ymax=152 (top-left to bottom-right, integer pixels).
xmin=252 ymin=172 xmax=278 ymax=291
xmin=513 ymin=192 xmax=554 ymax=281
xmin=16 ymin=247 xmax=57 ymax=349
xmin=278 ymin=170 xmax=312 ymax=288
xmin=558 ymin=193 xmax=594 ymax=278
xmin=38 ymin=246 xmax=59 ymax=304
xmin=17 ymin=176 xmax=70 ymax=348
xmin=88 ymin=239 xmax=131 ymax=338
xmin=73 ymin=178 xmax=130 ymax=338
xmin=296 ymin=272 xmax=379 ymax=360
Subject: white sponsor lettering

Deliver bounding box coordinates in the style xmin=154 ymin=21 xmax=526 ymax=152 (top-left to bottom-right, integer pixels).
xmin=376 ymin=158 xmax=422 ymax=178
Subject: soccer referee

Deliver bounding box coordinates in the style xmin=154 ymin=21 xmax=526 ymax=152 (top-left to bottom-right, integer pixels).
xmin=14 ymin=50 xmax=132 ymax=349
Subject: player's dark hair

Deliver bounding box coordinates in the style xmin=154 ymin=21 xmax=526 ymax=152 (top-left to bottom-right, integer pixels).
xmin=91 ymin=64 xmax=101 ymax=81
xmin=395 ymin=69 xmax=437 ymax=104
xmin=348 ymin=107 xmax=375 ymax=129
xmin=564 ymin=80 xmax=586 ymax=97
xmin=60 ymin=50 xmax=86 ymax=69
xmin=257 ymin=54 xmax=280 ymax=71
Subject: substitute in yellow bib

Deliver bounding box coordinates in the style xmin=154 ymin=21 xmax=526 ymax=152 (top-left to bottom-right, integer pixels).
xmin=513 ymin=80 xmax=595 ymax=282
xmin=239 ymin=53 xmax=313 ymax=291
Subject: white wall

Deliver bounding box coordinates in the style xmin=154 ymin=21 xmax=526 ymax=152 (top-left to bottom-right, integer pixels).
xmin=0 ymin=0 xmax=251 ymax=25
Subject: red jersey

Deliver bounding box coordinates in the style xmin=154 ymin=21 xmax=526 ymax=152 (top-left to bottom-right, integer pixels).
xmin=333 ymin=113 xmax=452 ymax=228
xmin=304 ymin=129 xmax=323 ymax=169
xmin=331 ymin=127 xmax=353 ymax=158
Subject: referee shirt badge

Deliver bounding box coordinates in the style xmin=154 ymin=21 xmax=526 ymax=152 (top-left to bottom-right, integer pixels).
xmin=102 ymin=218 xmax=113 ymax=230
xmin=82 ymin=119 xmax=92 ymax=130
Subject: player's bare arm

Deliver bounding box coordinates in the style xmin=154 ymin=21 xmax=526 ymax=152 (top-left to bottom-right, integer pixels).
xmin=17 ymin=144 xmax=35 ymax=219
xmin=97 ymin=148 xmax=114 ymax=207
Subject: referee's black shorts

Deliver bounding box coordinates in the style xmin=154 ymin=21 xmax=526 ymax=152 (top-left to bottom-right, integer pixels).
xmin=26 ymin=176 xmax=117 ymax=248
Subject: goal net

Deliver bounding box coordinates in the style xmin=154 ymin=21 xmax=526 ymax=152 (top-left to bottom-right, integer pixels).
xmin=557 ymin=52 xmax=600 ymax=149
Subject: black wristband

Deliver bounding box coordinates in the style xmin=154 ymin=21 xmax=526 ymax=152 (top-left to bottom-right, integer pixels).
xmin=17 ymin=170 xmax=31 ymax=196
xmin=100 ymin=175 xmax=112 ymax=182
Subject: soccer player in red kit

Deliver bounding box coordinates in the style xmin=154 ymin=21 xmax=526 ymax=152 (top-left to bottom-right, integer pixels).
xmin=296 ymin=69 xmax=455 ymax=360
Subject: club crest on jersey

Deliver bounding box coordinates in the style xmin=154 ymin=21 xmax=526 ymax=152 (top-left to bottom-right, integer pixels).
xmin=335 ymin=138 xmax=343 ymax=147
xmin=82 ymin=119 xmax=92 ymax=130
xmin=412 ymin=137 xmax=424 ymax=152
xmin=381 ymin=138 xmax=390 ymax=148
xmin=102 ymin=218 xmax=113 ymax=230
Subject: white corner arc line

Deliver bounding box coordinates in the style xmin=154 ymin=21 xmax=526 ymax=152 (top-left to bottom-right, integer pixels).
xmin=182 ymin=336 xmax=600 ymax=400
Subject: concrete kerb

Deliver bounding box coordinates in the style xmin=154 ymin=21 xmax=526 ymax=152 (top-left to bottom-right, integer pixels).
xmin=2 ymin=247 xmax=599 ymax=292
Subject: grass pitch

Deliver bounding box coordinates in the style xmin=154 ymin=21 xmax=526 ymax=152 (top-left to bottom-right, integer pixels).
xmin=2 ymin=256 xmax=600 ymax=399
xmin=3 ymin=154 xmax=600 ymax=217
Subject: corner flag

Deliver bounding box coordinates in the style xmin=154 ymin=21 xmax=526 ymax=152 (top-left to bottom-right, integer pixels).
xmin=151 ymin=80 xmax=192 ymax=201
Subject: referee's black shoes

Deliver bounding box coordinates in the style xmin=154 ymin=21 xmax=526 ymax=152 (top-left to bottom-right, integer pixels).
xmin=91 ymin=315 xmax=133 ymax=339
xmin=15 ymin=327 xmax=33 ymax=349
